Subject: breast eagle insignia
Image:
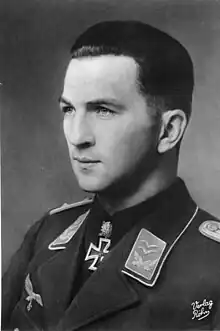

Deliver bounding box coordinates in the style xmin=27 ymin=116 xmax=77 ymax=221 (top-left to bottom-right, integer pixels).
xmin=25 ymin=274 xmax=43 ymax=311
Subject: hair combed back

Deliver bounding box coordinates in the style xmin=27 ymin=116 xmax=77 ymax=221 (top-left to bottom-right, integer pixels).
xmin=71 ymin=21 xmax=194 ymax=119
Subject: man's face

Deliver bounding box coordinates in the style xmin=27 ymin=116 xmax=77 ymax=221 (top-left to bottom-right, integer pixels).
xmin=61 ymin=55 xmax=160 ymax=194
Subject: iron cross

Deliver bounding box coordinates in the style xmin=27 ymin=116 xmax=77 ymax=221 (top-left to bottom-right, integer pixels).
xmin=85 ymin=238 xmax=111 ymax=271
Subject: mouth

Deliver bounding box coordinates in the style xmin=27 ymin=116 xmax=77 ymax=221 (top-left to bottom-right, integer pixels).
xmin=73 ymin=156 xmax=100 ymax=164
xmin=73 ymin=156 xmax=101 ymax=171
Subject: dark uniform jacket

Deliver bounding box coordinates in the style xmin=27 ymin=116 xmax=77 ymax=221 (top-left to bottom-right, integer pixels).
xmin=2 ymin=179 xmax=220 ymax=330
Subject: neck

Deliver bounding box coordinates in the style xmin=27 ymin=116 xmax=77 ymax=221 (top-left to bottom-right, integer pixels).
xmin=98 ymin=157 xmax=177 ymax=215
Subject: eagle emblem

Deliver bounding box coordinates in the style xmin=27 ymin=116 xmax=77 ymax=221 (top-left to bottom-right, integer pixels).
xmin=132 ymin=251 xmax=159 ymax=271
xmin=138 ymin=239 xmax=159 ymax=255
xmin=25 ymin=274 xmax=43 ymax=311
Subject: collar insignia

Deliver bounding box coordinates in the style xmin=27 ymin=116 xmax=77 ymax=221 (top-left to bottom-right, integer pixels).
xmin=122 ymin=228 xmax=166 ymax=287
xmin=48 ymin=210 xmax=90 ymax=250
xmin=25 ymin=274 xmax=43 ymax=311
xmin=199 ymin=220 xmax=220 ymax=243
xmin=122 ymin=207 xmax=198 ymax=287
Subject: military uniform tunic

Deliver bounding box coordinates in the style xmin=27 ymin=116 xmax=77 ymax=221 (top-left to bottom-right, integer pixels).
xmin=2 ymin=178 xmax=220 ymax=330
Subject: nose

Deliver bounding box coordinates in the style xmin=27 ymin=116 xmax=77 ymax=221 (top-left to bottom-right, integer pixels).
xmin=64 ymin=111 xmax=95 ymax=148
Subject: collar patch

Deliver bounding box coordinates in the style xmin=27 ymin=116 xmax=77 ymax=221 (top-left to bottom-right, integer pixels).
xmin=122 ymin=228 xmax=166 ymax=286
xmin=199 ymin=220 xmax=220 ymax=243
xmin=122 ymin=206 xmax=198 ymax=287
xmin=48 ymin=210 xmax=90 ymax=250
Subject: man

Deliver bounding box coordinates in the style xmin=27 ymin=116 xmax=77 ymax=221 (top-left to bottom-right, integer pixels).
xmin=2 ymin=21 xmax=220 ymax=330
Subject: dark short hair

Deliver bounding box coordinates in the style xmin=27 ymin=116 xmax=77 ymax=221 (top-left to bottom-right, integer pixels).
xmin=71 ymin=21 xmax=194 ymax=120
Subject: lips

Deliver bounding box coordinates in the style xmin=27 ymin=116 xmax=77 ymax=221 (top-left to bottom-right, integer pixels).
xmin=73 ymin=156 xmax=100 ymax=163
xmin=73 ymin=156 xmax=100 ymax=171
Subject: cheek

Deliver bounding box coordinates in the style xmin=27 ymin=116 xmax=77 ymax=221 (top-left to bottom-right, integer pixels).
xmin=63 ymin=118 xmax=71 ymax=143
xmin=123 ymin=130 xmax=153 ymax=164
xmin=101 ymin=121 xmax=157 ymax=163
xmin=63 ymin=119 xmax=67 ymax=137
xmin=63 ymin=121 xmax=73 ymax=157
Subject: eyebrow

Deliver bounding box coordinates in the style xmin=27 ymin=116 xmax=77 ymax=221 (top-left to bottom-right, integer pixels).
xmin=87 ymin=99 xmax=124 ymax=109
xmin=59 ymin=96 xmax=125 ymax=110
xmin=58 ymin=96 xmax=73 ymax=107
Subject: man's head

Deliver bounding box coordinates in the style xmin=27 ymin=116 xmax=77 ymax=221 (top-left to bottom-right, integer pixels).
xmin=60 ymin=21 xmax=194 ymax=197
xmin=71 ymin=21 xmax=194 ymax=122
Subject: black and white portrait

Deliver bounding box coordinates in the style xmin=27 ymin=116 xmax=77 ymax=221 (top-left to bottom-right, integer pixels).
xmin=1 ymin=1 xmax=220 ymax=330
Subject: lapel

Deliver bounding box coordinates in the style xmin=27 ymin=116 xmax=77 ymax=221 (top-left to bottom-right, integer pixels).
xmin=37 ymin=222 xmax=86 ymax=325
xmin=16 ymin=211 xmax=89 ymax=330
xmin=16 ymin=219 xmax=87 ymax=331
xmin=57 ymin=226 xmax=141 ymax=331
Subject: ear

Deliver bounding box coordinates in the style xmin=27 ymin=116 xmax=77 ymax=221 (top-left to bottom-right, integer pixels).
xmin=157 ymin=109 xmax=187 ymax=154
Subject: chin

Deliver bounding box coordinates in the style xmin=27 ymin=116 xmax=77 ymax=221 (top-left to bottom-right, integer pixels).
xmin=77 ymin=177 xmax=107 ymax=194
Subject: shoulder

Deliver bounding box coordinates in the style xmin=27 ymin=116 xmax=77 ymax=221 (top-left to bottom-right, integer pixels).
xmin=7 ymin=198 xmax=94 ymax=259
xmin=5 ymin=197 xmax=94 ymax=265
xmin=196 ymin=209 xmax=220 ymax=244
xmin=192 ymin=208 xmax=220 ymax=245
xmin=169 ymin=207 xmax=220 ymax=273
xmin=33 ymin=197 xmax=93 ymax=251
xmin=3 ymin=197 xmax=93 ymax=274
xmin=175 ymin=208 xmax=220 ymax=278
xmin=165 ymin=209 xmax=220 ymax=296
xmin=28 ymin=197 xmax=93 ymax=236
xmin=179 ymin=208 xmax=220 ymax=256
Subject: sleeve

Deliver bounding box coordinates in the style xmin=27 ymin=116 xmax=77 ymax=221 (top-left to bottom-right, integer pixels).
xmin=1 ymin=217 xmax=45 ymax=328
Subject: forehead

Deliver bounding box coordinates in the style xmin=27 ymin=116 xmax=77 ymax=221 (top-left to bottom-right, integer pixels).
xmin=63 ymin=55 xmax=140 ymax=101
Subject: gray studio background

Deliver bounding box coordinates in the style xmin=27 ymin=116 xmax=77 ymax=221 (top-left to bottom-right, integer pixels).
xmin=1 ymin=0 xmax=220 ymax=273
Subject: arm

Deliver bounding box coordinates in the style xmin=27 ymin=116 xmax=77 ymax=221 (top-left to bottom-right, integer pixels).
xmin=1 ymin=217 xmax=45 ymax=328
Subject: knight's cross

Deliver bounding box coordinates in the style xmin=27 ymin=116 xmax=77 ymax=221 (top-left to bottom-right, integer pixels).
xmin=85 ymin=238 xmax=111 ymax=271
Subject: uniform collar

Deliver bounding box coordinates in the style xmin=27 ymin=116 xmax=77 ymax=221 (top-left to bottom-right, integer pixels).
xmin=106 ymin=177 xmax=190 ymax=220
xmin=88 ymin=177 xmax=194 ymax=244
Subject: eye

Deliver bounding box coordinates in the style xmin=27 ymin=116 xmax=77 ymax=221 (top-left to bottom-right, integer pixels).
xmin=95 ymin=106 xmax=115 ymax=118
xmin=60 ymin=105 xmax=74 ymax=114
